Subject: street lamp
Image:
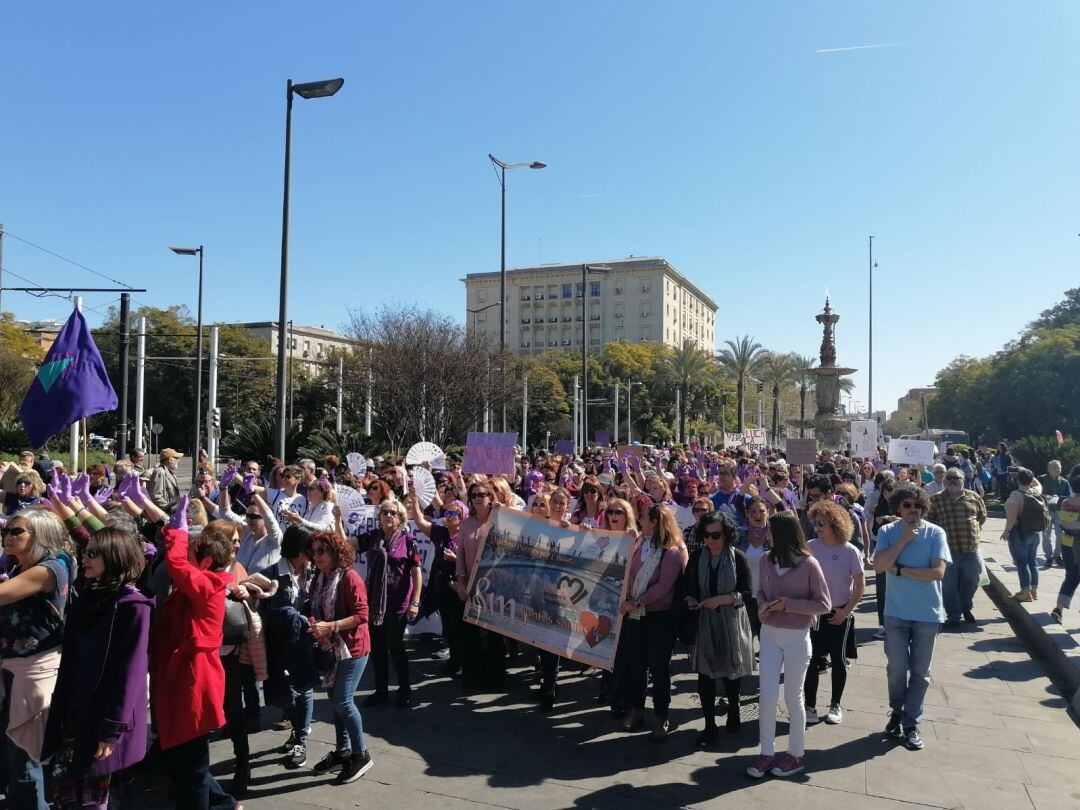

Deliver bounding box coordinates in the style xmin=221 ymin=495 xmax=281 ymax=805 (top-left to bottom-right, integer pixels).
xmin=868 ymin=236 xmax=877 ymax=417
xmin=170 ymin=245 xmax=204 ymax=476
xmin=275 ymin=76 xmax=345 ymax=461
xmin=627 ymin=380 xmax=644 ymax=445
xmin=489 ymin=153 xmax=546 ymax=433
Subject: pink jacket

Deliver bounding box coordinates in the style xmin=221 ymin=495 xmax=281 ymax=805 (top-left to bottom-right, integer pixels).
xmin=755 ymin=554 xmax=831 ymax=631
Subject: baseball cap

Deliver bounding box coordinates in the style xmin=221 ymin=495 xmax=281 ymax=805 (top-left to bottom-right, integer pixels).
xmin=160 ymin=448 xmax=182 ymax=460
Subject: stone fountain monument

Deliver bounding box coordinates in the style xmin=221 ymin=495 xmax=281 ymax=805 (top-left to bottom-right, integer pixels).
xmin=798 ymin=296 xmax=857 ymax=450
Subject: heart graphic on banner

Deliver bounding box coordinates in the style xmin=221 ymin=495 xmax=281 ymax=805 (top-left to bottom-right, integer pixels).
xmin=595 ymin=537 xmax=610 ymax=552
xmin=580 ymin=611 xmax=613 ymax=647
xmin=556 ymin=576 xmax=587 ymax=604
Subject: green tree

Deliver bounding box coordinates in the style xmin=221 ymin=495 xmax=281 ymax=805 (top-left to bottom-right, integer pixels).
xmin=0 ymin=316 xmax=45 ymax=429
xmin=663 ymin=340 xmax=715 ymax=443
xmin=790 ymin=354 xmax=816 ymax=438
xmin=717 ymin=335 xmax=765 ymax=431
xmin=759 ymin=351 xmax=796 ymax=443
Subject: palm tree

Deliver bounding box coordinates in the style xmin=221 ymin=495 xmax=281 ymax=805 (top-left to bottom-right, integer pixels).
xmin=716 ymin=335 xmax=765 ymax=431
xmin=791 ymin=354 xmax=817 ymax=438
xmin=664 ymin=340 xmax=713 ymax=444
xmin=759 ymin=352 xmax=796 ymax=443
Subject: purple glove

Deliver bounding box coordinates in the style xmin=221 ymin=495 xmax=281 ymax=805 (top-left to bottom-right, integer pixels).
xmin=132 ymin=478 xmax=150 ymax=507
xmin=119 ymin=472 xmax=138 ymax=501
xmin=94 ymin=486 xmax=114 ymax=505
xmin=242 ymin=472 xmax=256 ymax=494
xmin=169 ymin=495 xmax=190 ymax=531
xmin=219 ymin=465 xmax=237 ymax=491
xmin=71 ymin=474 xmax=91 ymax=505
xmin=50 ymin=468 xmax=61 ymax=494
xmin=601 ymin=459 xmax=612 ymax=475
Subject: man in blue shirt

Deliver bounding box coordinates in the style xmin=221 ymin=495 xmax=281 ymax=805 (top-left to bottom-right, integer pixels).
xmin=873 ymin=483 xmax=952 ymax=752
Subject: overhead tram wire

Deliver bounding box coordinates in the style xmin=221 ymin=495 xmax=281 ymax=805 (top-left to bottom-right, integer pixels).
xmin=0 ymin=230 xmax=135 ymax=289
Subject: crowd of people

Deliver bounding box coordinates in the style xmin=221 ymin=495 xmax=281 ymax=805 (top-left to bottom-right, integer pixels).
xmin=0 ymin=437 xmax=1073 ymax=806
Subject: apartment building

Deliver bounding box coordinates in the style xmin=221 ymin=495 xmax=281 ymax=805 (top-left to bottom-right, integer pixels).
xmin=462 ymin=257 xmax=717 ymax=356
xmin=237 ymin=322 xmax=358 ymax=374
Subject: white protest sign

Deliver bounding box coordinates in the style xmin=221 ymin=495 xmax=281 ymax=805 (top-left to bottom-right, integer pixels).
xmin=887 ymin=438 xmax=936 ymax=466
xmin=723 ymin=433 xmax=742 ymax=450
xmin=850 ymin=420 xmax=878 ymax=459
xmin=743 ymin=428 xmax=767 ymax=453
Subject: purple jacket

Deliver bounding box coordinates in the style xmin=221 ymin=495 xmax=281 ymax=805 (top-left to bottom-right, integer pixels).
xmin=42 ymin=584 xmax=154 ymax=778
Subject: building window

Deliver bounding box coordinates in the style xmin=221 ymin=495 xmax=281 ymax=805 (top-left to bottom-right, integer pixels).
xmin=478 ymin=288 xmax=487 ymax=303
xmin=640 ymin=327 xmax=651 ymax=341
xmin=575 ymin=283 xmax=584 ymax=297
xmin=590 ymin=282 xmax=601 ymax=297
xmin=562 ymin=284 xmax=572 ymax=298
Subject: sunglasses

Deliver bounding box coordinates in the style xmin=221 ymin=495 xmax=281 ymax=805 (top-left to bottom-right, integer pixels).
xmin=813 ymin=519 xmax=827 ymax=528
xmin=81 ymin=547 xmax=103 ymax=560
xmin=703 ymin=530 xmax=726 ymax=539
xmin=605 ymin=508 xmax=625 ymax=516
xmin=946 ymin=477 xmax=963 ymax=483
xmin=443 ymin=510 xmax=462 ymax=518
xmin=1 ymin=527 xmax=28 ymax=538
xmin=311 ymin=546 xmax=328 ymax=556
xmin=470 ymin=492 xmax=492 ymax=500
xmin=15 ymin=481 xmax=32 ymax=487
xmin=246 ymin=513 xmax=263 ymax=521
xmin=582 ymin=487 xmax=598 ymax=495
xmin=380 ymin=509 xmax=399 ymax=517
xmin=899 ymin=501 xmax=918 ymax=510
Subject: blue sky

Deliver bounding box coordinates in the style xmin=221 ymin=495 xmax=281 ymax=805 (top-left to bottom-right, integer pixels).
xmin=2 ymin=2 xmax=1078 ymax=417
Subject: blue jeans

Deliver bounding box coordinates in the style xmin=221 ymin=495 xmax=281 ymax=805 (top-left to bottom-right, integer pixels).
xmin=1057 ymin=545 xmax=1080 ymax=610
xmin=1008 ymin=529 xmax=1040 ymax=591
xmin=1 ymin=670 xmax=46 ymax=809
xmin=1042 ymin=512 xmax=1063 ymax=562
xmin=291 ymin=686 xmax=314 ymax=745
xmin=942 ymin=551 xmax=981 ymax=621
xmin=327 ymin=655 xmax=368 ymax=753
xmin=884 ymin=616 xmax=939 ymax=728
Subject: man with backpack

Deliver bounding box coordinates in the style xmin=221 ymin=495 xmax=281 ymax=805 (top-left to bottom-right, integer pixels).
xmin=1001 ymin=468 xmax=1049 ymax=602
xmin=1038 ymin=460 xmax=1073 ymax=569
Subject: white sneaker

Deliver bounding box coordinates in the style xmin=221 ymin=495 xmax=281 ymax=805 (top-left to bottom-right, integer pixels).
xmin=805 ymin=707 xmax=821 ymax=726
xmin=824 ymin=704 xmax=843 ymax=725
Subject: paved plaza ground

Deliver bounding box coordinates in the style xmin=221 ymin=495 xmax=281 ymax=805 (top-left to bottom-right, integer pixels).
xmin=121 ymin=517 xmax=1080 ymax=809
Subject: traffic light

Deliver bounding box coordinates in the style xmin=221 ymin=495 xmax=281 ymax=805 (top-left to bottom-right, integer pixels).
xmin=756 ymin=382 xmax=764 ymax=394
xmin=211 ymin=407 xmax=221 ymax=431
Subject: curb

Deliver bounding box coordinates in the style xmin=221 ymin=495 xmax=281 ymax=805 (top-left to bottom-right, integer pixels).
xmin=983 ymin=565 xmax=1080 ymax=714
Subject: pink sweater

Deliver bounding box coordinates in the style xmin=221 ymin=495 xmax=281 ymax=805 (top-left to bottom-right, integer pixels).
xmin=627 ymin=541 xmax=688 ymax=612
xmin=755 ymin=554 xmax=831 ymax=631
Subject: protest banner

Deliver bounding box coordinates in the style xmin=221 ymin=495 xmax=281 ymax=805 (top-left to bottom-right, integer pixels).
xmin=462 ymin=431 xmax=518 ymax=475
xmin=887 ymin=438 xmax=936 ymax=466
xmin=785 ymin=438 xmax=817 ymax=466
xmin=723 ymin=432 xmax=742 ymax=450
xmin=463 ymin=507 xmax=633 ymax=670
xmin=850 ymin=420 xmax=878 ymax=459
xmin=553 ymin=439 xmax=575 ymax=455
xmin=742 ymin=428 xmax=767 ymax=453
xmin=615 ymin=444 xmax=645 ymax=459
xmin=595 ymin=430 xmax=611 ymax=447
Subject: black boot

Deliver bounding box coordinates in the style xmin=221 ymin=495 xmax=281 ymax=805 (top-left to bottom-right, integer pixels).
xmin=231 ymin=760 xmax=250 ymax=798
xmin=724 ymin=678 xmax=742 ymax=734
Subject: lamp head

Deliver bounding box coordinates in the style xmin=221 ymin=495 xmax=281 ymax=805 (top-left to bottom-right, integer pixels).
xmin=169 ymin=246 xmax=200 ymax=256
xmin=529 ymin=161 xmax=547 ymax=169
xmin=293 ymin=78 xmax=345 ymax=99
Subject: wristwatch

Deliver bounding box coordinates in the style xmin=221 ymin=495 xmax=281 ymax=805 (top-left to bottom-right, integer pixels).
xmin=895 ymin=564 xmax=904 ymax=576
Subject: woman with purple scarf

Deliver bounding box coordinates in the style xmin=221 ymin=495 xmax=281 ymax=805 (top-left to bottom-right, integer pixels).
xmin=355 ymin=499 xmax=422 ymax=708
xmin=406 ymin=494 xmax=467 ymax=677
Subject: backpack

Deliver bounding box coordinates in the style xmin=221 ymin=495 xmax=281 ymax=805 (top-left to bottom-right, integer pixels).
xmin=222 ymin=596 xmax=252 ymax=645
xmin=1019 ymin=491 xmax=1051 ymax=535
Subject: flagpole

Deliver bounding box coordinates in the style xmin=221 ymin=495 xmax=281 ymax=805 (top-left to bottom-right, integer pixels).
xmin=70 ymin=297 xmax=82 ymax=471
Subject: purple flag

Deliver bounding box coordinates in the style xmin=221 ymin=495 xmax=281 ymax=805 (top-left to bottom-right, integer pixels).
xmin=20 ymin=307 xmax=118 ymax=448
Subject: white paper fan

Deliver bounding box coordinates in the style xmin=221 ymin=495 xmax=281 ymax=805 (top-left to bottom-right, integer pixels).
xmin=346 ymin=452 xmax=368 ymax=478
xmin=405 ymin=441 xmax=446 ymax=469
xmin=411 ymin=467 xmax=436 ymax=508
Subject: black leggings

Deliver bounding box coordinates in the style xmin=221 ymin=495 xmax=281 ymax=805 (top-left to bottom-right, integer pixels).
xmin=697 ymin=675 xmax=741 ymax=728
xmin=804 ymin=611 xmax=850 ymax=708
xmin=221 ymin=653 xmax=249 ymax=770
xmin=370 ymin=611 xmax=411 ymax=695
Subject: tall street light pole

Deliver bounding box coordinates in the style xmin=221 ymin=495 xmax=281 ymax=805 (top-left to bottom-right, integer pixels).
xmin=627 ymin=381 xmax=643 ymax=445
xmin=489 ymin=154 xmax=546 ymax=433
xmin=276 ymin=77 xmax=345 ymax=461
xmin=580 ymin=265 xmax=609 ymax=449
xmin=170 ymin=245 xmax=204 ymax=476
xmin=868 ymin=235 xmax=875 ymax=419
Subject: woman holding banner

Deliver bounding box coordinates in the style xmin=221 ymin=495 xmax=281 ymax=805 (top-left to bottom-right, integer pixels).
xmin=683 ymin=510 xmax=754 ymax=747
xmin=456 ymin=482 xmax=506 ymax=693
xmin=615 ymin=504 xmax=688 ymax=741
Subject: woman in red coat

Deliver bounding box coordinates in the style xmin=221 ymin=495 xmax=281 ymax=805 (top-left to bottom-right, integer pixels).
xmin=151 ymin=497 xmax=240 ymax=809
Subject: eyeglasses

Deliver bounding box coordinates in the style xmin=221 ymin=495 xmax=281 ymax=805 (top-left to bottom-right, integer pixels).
xmin=605 ymin=508 xmax=625 ymax=516
xmin=813 ymin=520 xmax=827 ymax=528
xmin=1 ymin=527 xmax=28 ymax=538
xmin=946 ymin=477 xmax=963 ymax=483
xmin=703 ymin=530 xmax=726 ymax=539
xmin=246 ymin=514 xmax=263 ymax=521
xmin=15 ymin=481 xmax=32 ymax=487
xmin=311 ymin=546 xmax=328 ymax=556
xmin=470 ymin=492 xmax=492 ymax=500
xmin=81 ymin=547 xmax=102 ymax=560
xmin=899 ymin=501 xmax=918 ymax=510
xmin=380 ymin=509 xmax=399 ymax=517
xmin=443 ymin=510 xmax=462 ymax=518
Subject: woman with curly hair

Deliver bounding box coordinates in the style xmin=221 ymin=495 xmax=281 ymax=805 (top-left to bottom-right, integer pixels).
xmin=804 ymin=500 xmax=865 ymax=727
xmin=306 ymin=530 xmax=373 ymax=784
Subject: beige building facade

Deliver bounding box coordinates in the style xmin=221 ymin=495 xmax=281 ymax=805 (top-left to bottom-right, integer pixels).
xmin=462 ymin=257 xmax=717 ymax=357
xmin=237 ymin=321 xmax=357 ymax=374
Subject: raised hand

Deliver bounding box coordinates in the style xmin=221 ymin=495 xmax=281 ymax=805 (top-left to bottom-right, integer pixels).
xmin=71 ymin=474 xmax=90 ymax=505
xmin=94 ymin=486 xmax=114 ymax=505
xmin=219 ymin=465 xmax=237 ymax=491
xmin=119 ymin=472 xmax=138 ymax=501
xmin=133 ymin=478 xmax=151 ymax=506
xmin=169 ymin=495 xmax=190 ymax=531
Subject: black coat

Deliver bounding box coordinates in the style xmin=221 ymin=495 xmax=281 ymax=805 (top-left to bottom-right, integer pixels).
xmin=676 ymin=546 xmax=752 ymax=646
